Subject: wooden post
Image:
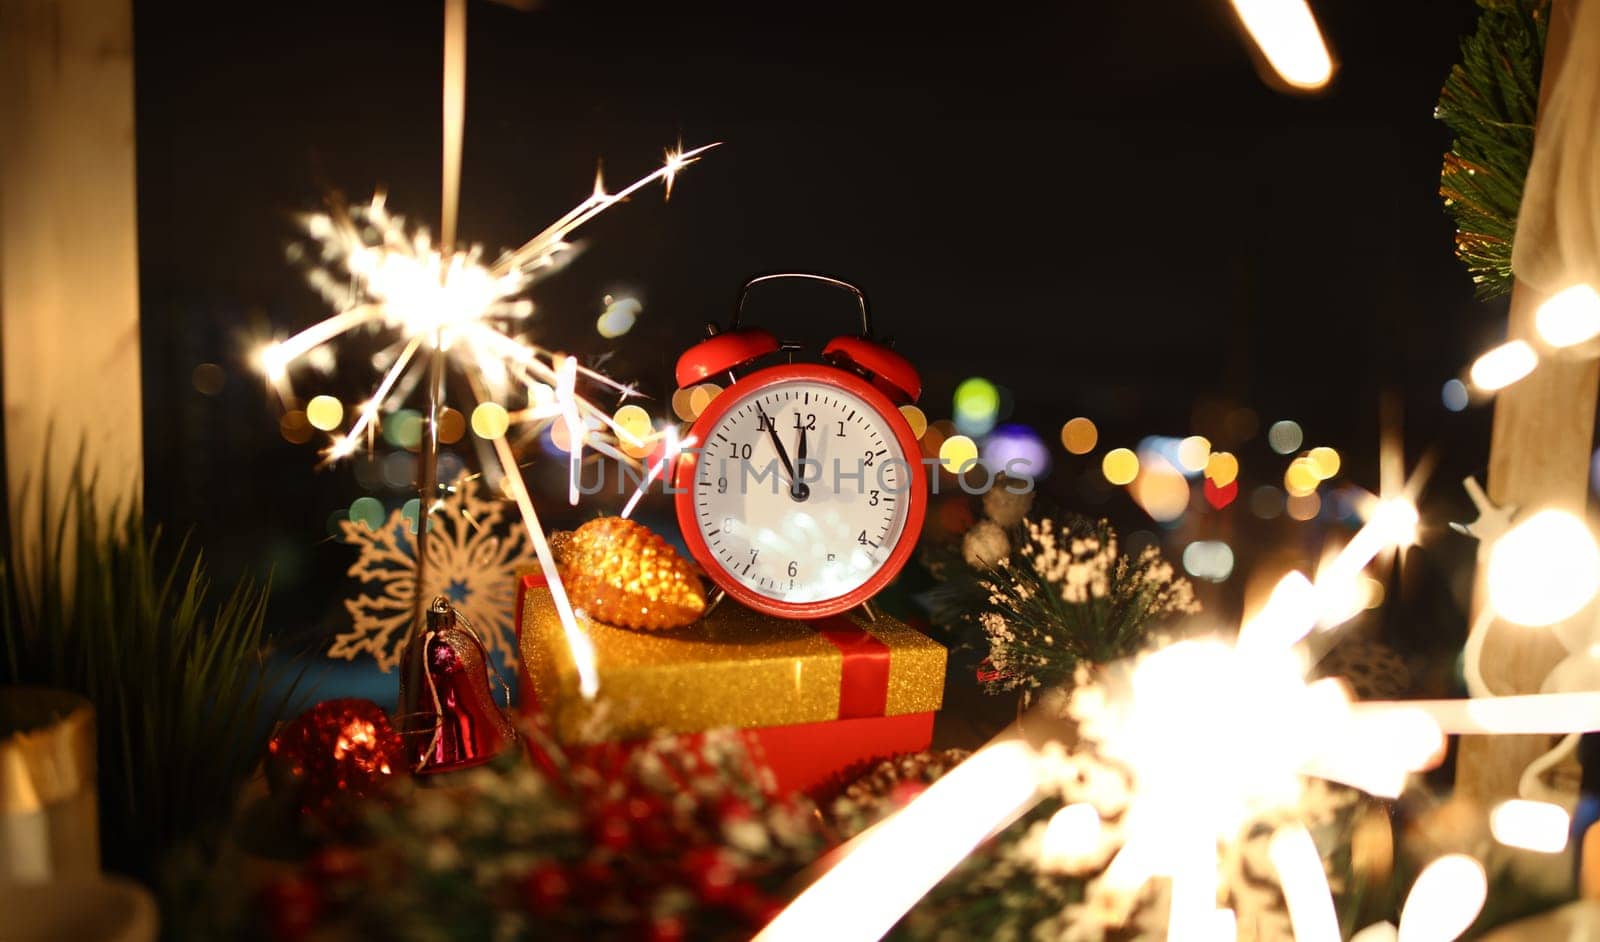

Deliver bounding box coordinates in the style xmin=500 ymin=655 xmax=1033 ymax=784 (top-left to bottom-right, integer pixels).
xmin=1455 ymin=0 xmax=1593 ymax=805
xmin=0 ymin=0 xmax=143 ymax=530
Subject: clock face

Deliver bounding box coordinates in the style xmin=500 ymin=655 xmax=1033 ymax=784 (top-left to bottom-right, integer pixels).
xmin=683 ymin=373 xmax=920 ymax=612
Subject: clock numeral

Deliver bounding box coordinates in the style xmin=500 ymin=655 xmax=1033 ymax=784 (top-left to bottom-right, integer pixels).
xmin=792 ymin=412 xmax=816 ymax=431
xmin=863 ymin=449 xmax=875 ymax=467
xmin=868 ymin=489 xmax=880 ymax=506
xmin=749 ymin=548 xmax=760 ymax=564
xmin=728 ymin=442 xmax=752 ymax=459
xmin=716 ymin=476 xmax=728 ymax=494
xmin=756 ymin=412 xmax=773 ymax=432
xmin=787 ymin=560 xmax=798 ymax=577
xmin=858 ymin=530 xmax=870 ymax=546
xmin=836 ymin=420 xmax=847 ymax=438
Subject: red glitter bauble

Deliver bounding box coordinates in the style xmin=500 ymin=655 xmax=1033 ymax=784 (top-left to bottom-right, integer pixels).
xmin=265 ymin=698 xmax=404 ymax=830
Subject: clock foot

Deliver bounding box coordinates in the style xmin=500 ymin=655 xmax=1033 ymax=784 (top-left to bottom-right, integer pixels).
xmin=856 ymin=599 xmax=880 ymax=623
xmin=704 ymin=587 xmax=728 ymax=616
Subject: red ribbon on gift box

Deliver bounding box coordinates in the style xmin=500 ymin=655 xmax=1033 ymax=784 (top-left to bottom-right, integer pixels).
xmin=813 ymin=616 xmax=891 ymax=718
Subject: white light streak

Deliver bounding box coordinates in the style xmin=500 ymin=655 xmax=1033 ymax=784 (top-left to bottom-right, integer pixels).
xmin=1469 ymin=340 xmax=1538 ymax=392
xmin=1268 ymin=824 xmax=1341 ymax=942
xmin=1397 ymin=855 xmax=1486 ymax=942
xmin=1489 ymin=799 xmax=1570 ymax=854
xmin=1230 ymin=0 xmax=1334 ymax=90
xmin=753 ymin=740 xmax=1040 ymax=942
xmin=1535 ymin=284 xmax=1600 ymax=349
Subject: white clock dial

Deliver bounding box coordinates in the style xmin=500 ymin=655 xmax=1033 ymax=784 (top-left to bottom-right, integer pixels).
xmin=690 ymin=379 xmax=913 ymax=605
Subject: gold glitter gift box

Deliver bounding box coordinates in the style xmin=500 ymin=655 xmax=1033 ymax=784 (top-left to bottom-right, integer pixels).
xmin=515 ymin=573 xmax=946 ymax=790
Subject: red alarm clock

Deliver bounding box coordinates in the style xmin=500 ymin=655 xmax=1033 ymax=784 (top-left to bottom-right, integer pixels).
xmin=673 ymin=274 xmax=927 ymax=620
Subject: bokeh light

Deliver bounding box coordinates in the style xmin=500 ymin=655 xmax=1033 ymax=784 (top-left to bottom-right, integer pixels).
xmin=1486 ymin=509 xmax=1600 ymax=626
xmin=1130 ymin=459 xmax=1190 ymax=522
xmin=1284 ymin=458 xmax=1320 ymax=497
xmin=1060 ymin=417 xmax=1098 ymax=455
xmin=1267 ymin=420 xmax=1303 ymax=455
xmin=952 ymin=377 xmax=1001 ymax=436
xmin=613 ymin=404 xmax=654 ymax=446
xmin=1251 ymin=485 xmax=1285 ymax=519
xmin=306 ymin=394 xmax=344 ymax=431
xmin=348 ymin=496 xmax=386 ymax=531
xmin=1203 ymin=478 xmax=1238 ymax=510
xmin=1177 ymin=435 xmax=1211 ymax=474
xmin=671 ymin=387 xmax=697 ymax=422
xmin=1469 ymin=340 xmax=1538 ymax=392
xmin=983 ymin=424 xmax=1051 ymax=479
xmin=191 ymin=362 xmax=225 ymax=396
xmin=900 ymin=404 xmax=928 ymax=440
xmin=1205 ymin=451 xmax=1239 ymax=487
xmin=1286 ymin=491 xmax=1321 ymax=521
xmin=437 ymin=406 xmax=466 ymax=444
xmin=688 ymin=383 xmax=722 ymax=418
xmin=596 ymin=296 xmax=642 ymax=339
xmin=1440 ymin=379 xmax=1469 ymax=413
xmin=1307 ymin=446 xmax=1340 ymax=480
xmin=939 ymin=434 xmax=980 ymax=473
xmin=1102 ymin=448 xmax=1140 ymax=486
xmin=1182 ymin=540 xmax=1235 ymax=582
xmin=1534 ymin=284 xmax=1600 ymax=348
xmin=384 ymin=408 xmax=424 ymax=450
xmin=279 ymin=410 xmax=313 ymax=444
xmin=922 ymin=419 xmax=954 ymax=460
xmin=1489 ymin=799 xmax=1569 ymax=854
xmin=471 ymin=402 xmax=510 ymax=440
xmin=1397 ymin=855 xmax=1486 ymax=942
xmin=382 ymin=451 xmax=416 ymax=489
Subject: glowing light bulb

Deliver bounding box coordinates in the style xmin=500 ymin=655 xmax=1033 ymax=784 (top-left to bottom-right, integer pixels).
xmin=1469 ymin=340 xmax=1538 ymax=391
xmin=1489 ymin=799 xmax=1569 ymax=853
xmin=1535 ymin=284 xmax=1600 ymax=348
xmin=1487 ymin=509 xmax=1600 ymax=626
xmin=1229 ymin=0 xmax=1333 ymax=90
xmin=1397 ymin=854 xmax=1486 ymax=942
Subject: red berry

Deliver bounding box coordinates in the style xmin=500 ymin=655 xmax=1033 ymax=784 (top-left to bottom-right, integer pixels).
xmin=259 ymin=874 xmax=323 ymax=941
xmin=644 ymin=913 xmax=687 ymax=942
xmin=594 ymin=803 xmax=635 ymax=852
xmin=520 ymin=864 xmax=572 ymax=915
xmin=683 ymin=847 xmax=740 ymax=906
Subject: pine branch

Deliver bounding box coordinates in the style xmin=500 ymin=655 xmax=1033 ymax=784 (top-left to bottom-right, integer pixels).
xmin=1437 ymin=0 xmax=1548 ymax=299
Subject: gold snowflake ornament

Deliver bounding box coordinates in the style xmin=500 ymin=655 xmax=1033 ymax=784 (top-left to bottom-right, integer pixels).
xmin=333 ymin=476 xmax=536 ymax=672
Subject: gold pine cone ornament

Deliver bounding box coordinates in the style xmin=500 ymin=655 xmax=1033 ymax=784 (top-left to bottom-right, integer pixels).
xmin=554 ymin=517 xmax=706 ymax=630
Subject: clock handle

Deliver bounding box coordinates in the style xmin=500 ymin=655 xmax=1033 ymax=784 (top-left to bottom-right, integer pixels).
xmin=733 ymin=272 xmax=873 ymax=337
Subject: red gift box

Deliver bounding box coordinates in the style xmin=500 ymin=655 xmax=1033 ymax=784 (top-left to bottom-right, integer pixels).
xmin=514 ymin=573 xmax=943 ymax=795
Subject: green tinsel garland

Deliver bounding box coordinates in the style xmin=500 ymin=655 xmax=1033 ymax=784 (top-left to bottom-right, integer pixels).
xmin=1436 ymin=0 xmax=1548 ymax=299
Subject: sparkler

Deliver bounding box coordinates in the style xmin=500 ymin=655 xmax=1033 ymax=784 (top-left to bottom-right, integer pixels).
xmin=259 ymin=0 xmax=716 ymax=703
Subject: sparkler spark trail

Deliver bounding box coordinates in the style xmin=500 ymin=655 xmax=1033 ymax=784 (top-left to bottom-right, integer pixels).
xmin=262 ymin=144 xmax=717 ymax=700
xmin=262 ymin=142 xmax=718 ymax=471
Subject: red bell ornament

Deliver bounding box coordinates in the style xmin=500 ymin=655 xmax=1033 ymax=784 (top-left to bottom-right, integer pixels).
xmin=396 ymin=596 xmax=518 ymax=774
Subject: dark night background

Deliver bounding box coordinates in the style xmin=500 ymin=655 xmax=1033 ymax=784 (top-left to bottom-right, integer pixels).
xmin=131 ymin=0 xmax=1500 ymax=670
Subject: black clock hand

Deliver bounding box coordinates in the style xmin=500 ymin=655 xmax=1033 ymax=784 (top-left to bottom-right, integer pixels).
xmin=792 ymin=425 xmax=811 ymax=501
xmin=755 ymin=404 xmax=798 ymax=492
